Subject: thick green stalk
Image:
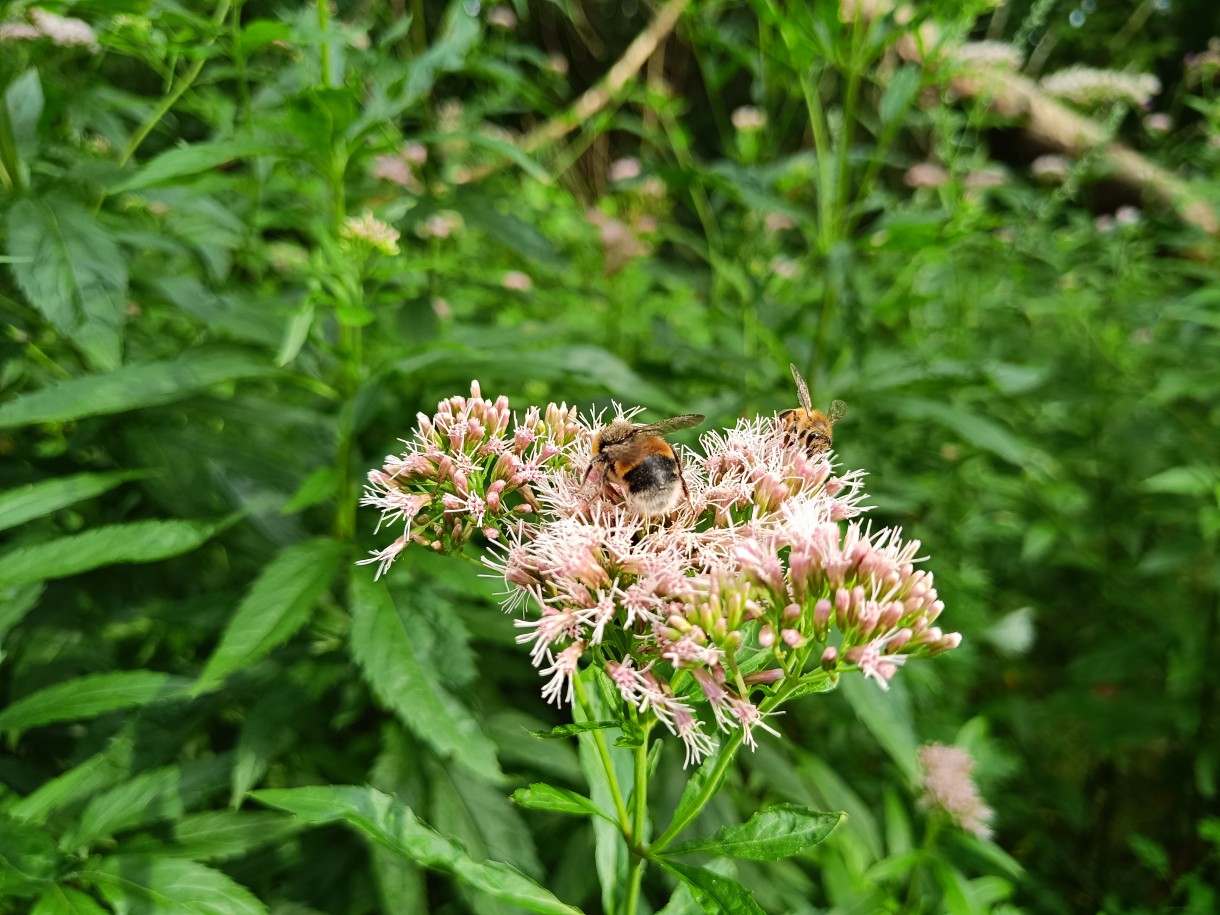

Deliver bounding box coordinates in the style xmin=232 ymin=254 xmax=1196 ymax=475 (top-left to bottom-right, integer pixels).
xmin=622 ymin=734 xmax=651 ymax=915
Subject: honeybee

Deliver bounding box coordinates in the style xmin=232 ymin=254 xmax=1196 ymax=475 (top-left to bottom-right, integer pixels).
xmin=780 ymin=363 xmax=846 ymax=455
xmin=585 ymin=413 xmax=705 ymax=516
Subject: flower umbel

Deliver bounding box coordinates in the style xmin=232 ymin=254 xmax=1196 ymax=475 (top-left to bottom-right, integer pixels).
xmin=361 ymin=383 xmax=961 ymax=766
xmin=918 ymin=743 xmax=995 ymax=839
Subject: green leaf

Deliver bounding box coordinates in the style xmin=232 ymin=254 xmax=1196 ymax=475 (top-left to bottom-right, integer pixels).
xmin=0 ymin=517 xmax=232 ymax=587
xmin=841 ymin=675 xmax=920 ymax=783
xmin=0 ymin=582 xmax=43 ymax=663
xmin=84 ymin=855 xmax=267 ymax=915
xmin=891 ymin=396 xmax=1048 ymax=469
xmin=66 ymin=756 xmax=232 ymax=848
xmin=0 ymin=815 xmax=60 ymax=897
xmin=7 ymin=195 xmax=128 ymax=370
xmin=661 ymin=804 xmax=843 ymax=860
xmin=193 ymin=538 xmax=345 ymax=693
xmin=116 ymin=810 xmax=301 ymax=862
xmin=111 ymin=136 xmax=286 ymax=193
xmin=511 ymin=784 xmax=615 ymax=824
xmin=0 ymin=470 xmax=151 ymax=533
xmin=0 ymin=347 xmax=273 ymax=429
xmin=0 ymin=671 xmax=193 ymax=734
xmin=1141 ymin=465 xmax=1217 ymax=496
xmin=32 ymin=885 xmax=110 ymax=915
xmin=783 ymin=672 xmax=839 ymax=701
xmin=655 ymin=860 xmax=766 ymax=915
xmin=529 ymin=720 xmax=620 ymax=739
xmin=668 ymin=742 xmax=732 ymax=842
xmin=6 ymin=69 xmax=44 ymax=161
xmin=9 ymin=736 xmax=137 ymax=823
xmin=251 ymin=785 xmax=580 ymax=914
xmin=880 ymin=64 xmax=922 ymax=127
xmin=348 ymin=575 xmax=502 ymax=782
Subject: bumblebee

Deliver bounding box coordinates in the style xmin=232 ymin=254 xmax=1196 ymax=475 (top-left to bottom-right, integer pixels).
xmin=780 ymin=363 xmax=846 ymax=455
xmin=585 ymin=413 xmax=705 ymax=516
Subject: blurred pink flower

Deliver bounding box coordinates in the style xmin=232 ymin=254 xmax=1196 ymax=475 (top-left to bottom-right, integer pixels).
xmin=918 ymin=743 xmax=995 ymax=839
xmin=904 ymin=162 xmax=949 ymax=188
xmin=609 ymin=157 xmax=642 ymax=182
xmin=502 ymin=270 xmax=533 ymax=291
xmin=731 ymin=106 xmax=767 ymax=131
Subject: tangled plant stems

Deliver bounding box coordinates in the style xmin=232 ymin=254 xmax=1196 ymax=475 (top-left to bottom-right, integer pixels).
xmin=361 ymin=382 xmax=961 ymax=910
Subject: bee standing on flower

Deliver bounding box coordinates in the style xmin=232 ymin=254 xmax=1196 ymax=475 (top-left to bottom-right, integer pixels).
xmin=585 ymin=414 xmax=705 ymax=516
xmin=780 ymin=363 xmax=846 ymax=456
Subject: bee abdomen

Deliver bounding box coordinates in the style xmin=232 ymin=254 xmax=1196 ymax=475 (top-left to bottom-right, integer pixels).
xmin=622 ymin=456 xmax=682 ymax=515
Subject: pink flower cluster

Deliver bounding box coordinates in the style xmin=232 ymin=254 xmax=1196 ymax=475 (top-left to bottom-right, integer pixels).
xmin=362 ymin=384 xmax=961 ymax=766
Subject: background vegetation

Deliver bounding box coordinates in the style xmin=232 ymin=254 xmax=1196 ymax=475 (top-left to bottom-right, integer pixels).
xmin=2 ymin=0 xmax=1219 ymax=911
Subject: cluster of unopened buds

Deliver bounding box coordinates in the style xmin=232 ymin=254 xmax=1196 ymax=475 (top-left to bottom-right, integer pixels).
xmin=361 ymin=382 xmax=961 ymax=766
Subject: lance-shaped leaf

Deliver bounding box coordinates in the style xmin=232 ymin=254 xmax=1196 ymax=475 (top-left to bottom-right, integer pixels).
xmin=529 ymin=720 xmax=619 ymax=739
xmin=251 ymin=785 xmax=580 ymax=914
xmin=660 ymin=804 xmax=844 ymax=861
xmin=348 ymin=575 xmax=502 ymax=781
xmin=83 ymin=855 xmax=267 ymax=915
xmin=655 ymin=859 xmax=766 ymax=915
xmin=193 ymin=538 xmax=345 ymax=694
xmin=0 ymin=671 xmax=192 ymax=734
xmin=0 ymin=517 xmax=234 ymax=587
xmin=0 ymin=470 xmax=151 ymax=534
xmin=65 ymin=756 xmax=232 ymax=848
xmin=0 ymin=347 xmax=273 ymax=430
xmin=511 ymin=784 xmax=615 ymax=825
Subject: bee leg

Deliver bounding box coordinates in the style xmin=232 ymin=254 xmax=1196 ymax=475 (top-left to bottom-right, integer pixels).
xmin=676 ymin=450 xmax=691 ymax=504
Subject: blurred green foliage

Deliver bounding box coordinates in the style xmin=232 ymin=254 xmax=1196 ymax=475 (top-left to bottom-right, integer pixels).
xmin=1 ymin=0 xmax=1219 ymax=912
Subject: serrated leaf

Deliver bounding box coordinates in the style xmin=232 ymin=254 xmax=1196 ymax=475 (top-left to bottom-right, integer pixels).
xmin=0 ymin=347 xmax=273 ymax=429
xmin=348 ymin=575 xmax=502 ymax=782
xmin=193 ymin=538 xmax=345 ymax=693
xmin=7 ymin=195 xmax=127 ymax=370
xmin=0 ymin=815 xmax=60 ymax=897
xmin=32 ymin=885 xmax=110 ymax=915
xmin=251 ymin=785 xmax=579 ymax=914
xmin=66 ymin=756 xmax=232 ymax=848
xmin=529 ymin=720 xmax=620 ymax=739
xmin=111 ymin=137 xmax=286 ymax=193
xmin=9 ymin=736 xmax=137 ymax=823
xmin=655 ymin=859 xmax=766 ymax=915
xmin=511 ymin=784 xmax=615 ymax=824
xmin=662 ymin=804 xmax=843 ymax=860
xmin=84 ymin=855 xmax=267 ymax=915
xmin=0 ymin=671 xmax=193 ymax=734
xmin=0 ymin=470 xmax=151 ymax=533
xmin=0 ymin=517 xmax=232 ymax=587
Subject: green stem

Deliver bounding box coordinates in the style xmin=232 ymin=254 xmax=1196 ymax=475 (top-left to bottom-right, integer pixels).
xmin=231 ymin=0 xmax=251 ymax=127
xmin=572 ymin=673 xmax=632 ymax=834
xmin=118 ymin=0 xmax=233 ymax=168
xmin=834 ymin=14 xmax=866 ymax=236
xmin=623 ymin=732 xmax=651 ymax=915
xmin=0 ymin=89 xmax=25 ymax=193
xmin=798 ymin=71 xmax=835 ymax=255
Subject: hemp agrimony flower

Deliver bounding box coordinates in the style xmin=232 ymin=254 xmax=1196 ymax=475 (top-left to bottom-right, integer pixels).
xmin=361 ymin=382 xmax=961 ymax=766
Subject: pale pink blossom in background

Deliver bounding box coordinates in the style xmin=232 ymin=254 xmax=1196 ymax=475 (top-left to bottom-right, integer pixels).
xmin=487 ymin=6 xmax=517 ymax=29
xmin=609 ymin=157 xmax=642 ymax=182
xmin=904 ymin=162 xmax=950 ymax=188
xmin=918 ymin=743 xmax=995 ymax=838
xmin=765 ymin=213 xmax=797 ymax=233
xmin=731 ymin=106 xmax=767 ymax=131
xmin=1144 ymin=112 xmax=1172 ymax=133
xmin=1030 ymin=155 xmax=1071 ymax=183
xmin=502 ymin=270 xmax=533 ymax=291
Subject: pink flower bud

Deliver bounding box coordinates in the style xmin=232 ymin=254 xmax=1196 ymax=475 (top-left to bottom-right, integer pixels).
xmin=744 ymin=668 xmax=784 ymax=685
xmin=821 ymin=646 xmax=839 ymax=670
xmin=781 ymin=629 xmax=804 ymax=648
xmin=759 ymin=625 xmax=776 ymax=647
xmin=783 ymin=603 xmax=801 ymax=622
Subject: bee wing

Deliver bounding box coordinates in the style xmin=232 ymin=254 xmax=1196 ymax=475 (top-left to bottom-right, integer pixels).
xmin=827 ymin=399 xmax=848 ymax=424
xmin=789 ymin=363 xmax=813 ymax=413
xmin=636 ymin=413 xmax=705 ymax=436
